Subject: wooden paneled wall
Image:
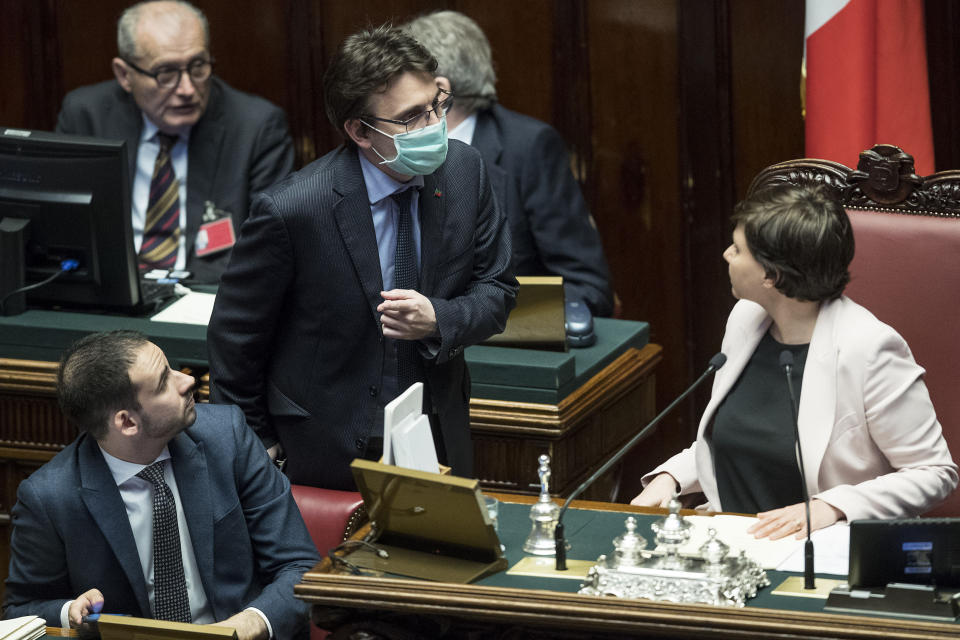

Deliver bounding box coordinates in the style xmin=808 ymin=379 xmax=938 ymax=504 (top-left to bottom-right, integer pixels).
xmin=0 ymin=0 xmax=827 ymax=497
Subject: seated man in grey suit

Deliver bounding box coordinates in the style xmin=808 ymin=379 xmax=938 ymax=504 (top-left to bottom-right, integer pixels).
xmin=207 ymin=25 xmax=517 ymax=490
xmin=4 ymin=331 xmax=319 ymax=640
xmin=56 ymin=0 xmax=294 ymax=283
xmin=405 ymin=11 xmax=615 ymax=317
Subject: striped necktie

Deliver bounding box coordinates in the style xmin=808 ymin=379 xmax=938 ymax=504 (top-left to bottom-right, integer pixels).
xmin=139 ymin=133 xmax=181 ymax=270
xmin=137 ymin=460 xmax=192 ymax=622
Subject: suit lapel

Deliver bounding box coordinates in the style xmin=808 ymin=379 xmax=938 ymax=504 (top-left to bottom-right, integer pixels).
xmin=116 ymin=94 xmax=143 ymax=190
xmin=184 ymin=80 xmax=226 ymax=258
xmin=698 ymin=303 xmax=770 ymax=505
xmin=472 ymin=109 xmax=502 ymax=166
xmin=706 ymin=307 xmax=770 ymax=431
xmin=332 ymin=152 xmax=384 ymax=322
xmin=168 ymin=432 xmax=215 ymax=610
xmin=472 ymin=110 xmax=508 ymax=214
xmin=419 ymin=172 xmax=446 ymax=296
xmin=77 ymin=437 xmax=151 ymax=617
xmin=798 ymin=299 xmax=840 ymax=495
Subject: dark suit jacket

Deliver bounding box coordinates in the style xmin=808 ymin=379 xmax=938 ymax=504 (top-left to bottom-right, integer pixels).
xmin=3 ymin=404 xmax=319 ymax=640
xmin=55 ymin=77 xmax=294 ymax=283
xmin=206 ymin=141 xmax=517 ymax=490
xmin=473 ymin=104 xmax=614 ymax=316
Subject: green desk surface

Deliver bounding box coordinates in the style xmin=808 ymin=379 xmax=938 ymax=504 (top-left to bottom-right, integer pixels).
xmin=0 ymin=308 xmax=208 ymax=369
xmin=465 ymin=318 xmax=650 ymax=403
xmin=1 ymin=309 xmax=649 ymax=404
xmin=479 ymin=502 xmax=959 ymax=622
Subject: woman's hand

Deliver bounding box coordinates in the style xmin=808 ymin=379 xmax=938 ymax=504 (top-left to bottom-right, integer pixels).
xmin=747 ymin=498 xmax=843 ymax=540
xmin=630 ymin=473 xmax=679 ymax=507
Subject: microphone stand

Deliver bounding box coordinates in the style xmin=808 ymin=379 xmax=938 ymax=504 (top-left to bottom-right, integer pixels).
xmin=780 ymin=350 xmax=815 ymax=590
xmin=555 ymin=353 xmax=727 ymax=570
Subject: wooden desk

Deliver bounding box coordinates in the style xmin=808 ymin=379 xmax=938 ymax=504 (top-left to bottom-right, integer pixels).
xmin=295 ymin=498 xmax=959 ymax=640
xmin=0 ymin=328 xmax=660 ymax=605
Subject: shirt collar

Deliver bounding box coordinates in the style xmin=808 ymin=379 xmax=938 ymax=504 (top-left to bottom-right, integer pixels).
xmin=447 ymin=111 xmax=478 ymax=145
xmin=139 ymin=114 xmax=192 ymax=146
xmin=357 ymin=148 xmax=424 ymax=206
xmin=99 ymin=444 xmax=173 ymax=486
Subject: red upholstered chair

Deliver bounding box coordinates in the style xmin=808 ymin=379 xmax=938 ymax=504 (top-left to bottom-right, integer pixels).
xmin=290 ymin=484 xmax=366 ymax=552
xmin=749 ymin=144 xmax=960 ymax=516
xmin=290 ymin=485 xmax=366 ymax=640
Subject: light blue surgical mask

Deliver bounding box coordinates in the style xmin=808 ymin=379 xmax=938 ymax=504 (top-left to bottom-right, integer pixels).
xmin=362 ymin=116 xmax=448 ymax=176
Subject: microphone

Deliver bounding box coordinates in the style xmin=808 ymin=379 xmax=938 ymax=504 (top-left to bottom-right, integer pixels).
xmin=555 ymin=352 xmax=727 ymax=570
xmin=780 ymin=350 xmax=815 ymax=590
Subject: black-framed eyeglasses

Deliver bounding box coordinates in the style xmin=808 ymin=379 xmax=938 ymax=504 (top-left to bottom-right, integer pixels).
xmin=123 ymin=57 xmax=214 ymax=89
xmin=362 ymin=88 xmax=454 ymax=134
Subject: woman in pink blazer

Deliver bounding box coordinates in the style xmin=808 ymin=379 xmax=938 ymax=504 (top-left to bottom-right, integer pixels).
xmin=632 ymin=185 xmax=957 ymax=540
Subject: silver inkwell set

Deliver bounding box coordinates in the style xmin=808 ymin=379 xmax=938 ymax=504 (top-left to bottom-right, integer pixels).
xmin=522 ymin=455 xmax=769 ymax=607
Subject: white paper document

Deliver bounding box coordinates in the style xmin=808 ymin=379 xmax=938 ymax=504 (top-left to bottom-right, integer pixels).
xmin=776 ymin=522 xmax=850 ymax=575
xmin=679 ymin=515 xmax=850 ymax=575
xmin=383 ymin=382 xmax=439 ymax=472
xmin=683 ymin=514 xmax=800 ymax=569
xmin=0 ymin=615 xmax=45 ymax=640
xmin=392 ymin=414 xmax=439 ymax=473
xmin=150 ymin=291 xmax=217 ymax=325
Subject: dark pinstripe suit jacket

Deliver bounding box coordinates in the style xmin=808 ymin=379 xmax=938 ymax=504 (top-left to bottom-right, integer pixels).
xmin=56 ymin=77 xmax=294 ymax=283
xmin=207 ymin=141 xmax=517 ymax=489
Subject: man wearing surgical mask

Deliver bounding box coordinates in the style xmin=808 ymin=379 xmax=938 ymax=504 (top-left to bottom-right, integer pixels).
xmin=206 ymin=24 xmax=517 ymax=490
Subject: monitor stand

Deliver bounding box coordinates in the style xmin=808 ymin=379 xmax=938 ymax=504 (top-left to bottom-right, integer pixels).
xmin=0 ymin=217 xmax=29 ymax=316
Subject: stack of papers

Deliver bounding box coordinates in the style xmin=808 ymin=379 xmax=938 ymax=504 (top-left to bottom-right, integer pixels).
xmin=681 ymin=515 xmax=850 ymax=574
xmin=382 ymin=383 xmax=439 ymax=473
xmin=683 ymin=515 xmax=799 ymax=569
xmin=0 ymin=616 xmax=45 ymax=640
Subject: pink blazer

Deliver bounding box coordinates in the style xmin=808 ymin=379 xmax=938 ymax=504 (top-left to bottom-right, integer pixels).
xmin=648 ymin=297 xmax=958 ymax=520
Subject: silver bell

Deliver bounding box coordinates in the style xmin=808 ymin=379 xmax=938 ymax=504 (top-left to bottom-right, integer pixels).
xmin=523 ymin=454 xmax=569 ymax=555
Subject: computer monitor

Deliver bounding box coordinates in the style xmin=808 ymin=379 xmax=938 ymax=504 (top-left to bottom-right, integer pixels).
xmin=0 ymin=127 xmax=141 ymax=312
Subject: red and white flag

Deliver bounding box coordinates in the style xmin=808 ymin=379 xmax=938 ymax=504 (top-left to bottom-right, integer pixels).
xmin=805 ymin=0 xmax=935 ymax=174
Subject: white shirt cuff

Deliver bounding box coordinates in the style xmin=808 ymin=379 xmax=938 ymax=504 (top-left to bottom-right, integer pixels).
xmin=245 ymin=607 xmax=273 ymax=639
xmin=60 ymin=600 xmax=72 ymax=629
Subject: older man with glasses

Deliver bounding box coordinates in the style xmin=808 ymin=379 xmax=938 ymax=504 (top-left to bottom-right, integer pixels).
xmin=56 ymin=0 xmax=294 ymax=283
xmin=404 ymin=11 xmax=615 ymax=319
xmin=206 ymin=24 xmax=517 ymax=491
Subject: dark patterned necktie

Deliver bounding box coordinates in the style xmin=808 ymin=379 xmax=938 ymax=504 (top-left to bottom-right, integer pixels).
xmin=139 ymin=133 xmax=181 ymax=269
xmin=392 ymin=188 xmax=419 ymax=391
xmin=137 ymin=460 xmax=191 ymax=622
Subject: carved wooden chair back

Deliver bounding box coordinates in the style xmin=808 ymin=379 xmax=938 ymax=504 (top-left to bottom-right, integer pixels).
xmin=749 ymin=144 xmax=960 ymax=516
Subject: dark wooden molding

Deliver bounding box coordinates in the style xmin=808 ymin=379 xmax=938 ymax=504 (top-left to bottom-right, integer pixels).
xmin=749 ymin=144 xmax=960 ymax=217
xmin=471 ymin=344 xmax=661 ymax=498
xmin=285 ymin=0 xmax=326 ymax=167
xmin=552 ymin=0 xmax=593 ymax=199
xmin=677 ymin=0 xmax=736 ymax=440
xmin=925 ymin=0 xmax=960 ymax=171
xmin=297 ymin=571 xmax=960 ymax=639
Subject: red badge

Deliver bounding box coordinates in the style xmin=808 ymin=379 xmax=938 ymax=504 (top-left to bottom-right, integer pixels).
xmin=195 ymin=215 xmax=236 ymax=257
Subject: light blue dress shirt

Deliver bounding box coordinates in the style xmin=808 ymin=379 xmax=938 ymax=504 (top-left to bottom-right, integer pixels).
xmin=357 ymin=149 xmax=424 ymax=290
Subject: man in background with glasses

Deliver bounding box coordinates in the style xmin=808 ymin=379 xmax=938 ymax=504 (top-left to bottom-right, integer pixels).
xmin=207 ymin=25 xmax=517 ymax=491
xmin=56 ymin=0 xmax=294 ymax=283
xmin=405 ymin=11 xmax=615 ymax=319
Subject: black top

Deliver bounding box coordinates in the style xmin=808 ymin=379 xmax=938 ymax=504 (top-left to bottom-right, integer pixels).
xmin=712 ymin=331 xmax=810 ymax=513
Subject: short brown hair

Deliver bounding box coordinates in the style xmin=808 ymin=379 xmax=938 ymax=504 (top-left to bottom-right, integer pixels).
xmin=732 ymin=184 xmax=854 ymax=302
xmin=57 ymin=331 xmax=148 ymax=439
xmin=323 ymin=24 xmax=437 ymax=146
